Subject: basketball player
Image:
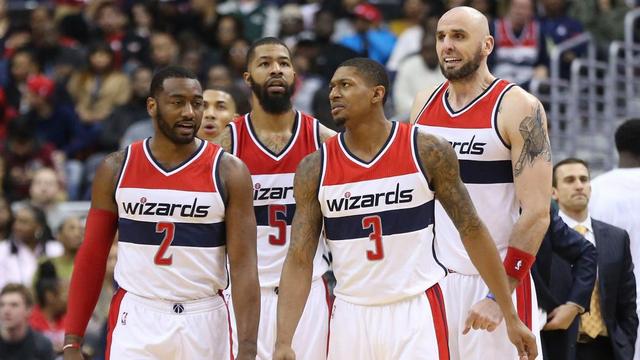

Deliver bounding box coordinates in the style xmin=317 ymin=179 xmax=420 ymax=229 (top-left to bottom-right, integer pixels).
xmin=62 ymin=66 xmax=260 ymax=359
xmin=274 ymin=58 xmax=537 ymax=360
xmin=410 ymin=7 xmax=552 ymax=360
xmin=213 ymin=37 xmax=335 ymax=360
xmin=197 ymin=87 xmax=238 ymax=141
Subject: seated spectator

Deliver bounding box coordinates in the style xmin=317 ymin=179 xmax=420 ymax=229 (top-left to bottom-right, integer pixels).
xmin=540 ymin=0 xmax=585 ymax=79
xmin=0 ymin=195 xmax=13 ymax=239
xmin=0 ymin=88 xmax=18 ymax=142
xmin=0 ymin=204 xmax=61 ymax=290
xmin=388 ymin=0 xmax=432 ymax=36
xmin=570 ymin=0 xmax=630 ymax=55
xmin=5 ymin=48 xmax=39 ymax=115
xmin=393 ymin=24 xmax=444 ymax=120
xmin=198 ymin=87 xmax=238 ymax=141
xmin=67 ymin=42 xmax=131 ymax=125
xmin=0 ymin=283 xmax=54 ymax=360
xmin=291 ymin=40 xmax=324 ymax=115
xmin=217 ymin=0 xmax=279 ymax=42
xmin=149 ymin=31 xmax=179 ymax=71
xmin=49 ymin=215 xmax=83 ymax=285
xmin=209 ymin=15 xmax=245 ymax=65
xmin=14 ymin=167 xmax=68 ymax=232
xmin=279 ymin=4 xmax=306 ymax=50
xmin=339 ymin=3 xmax=397 ymax=65
xmin=1 ymin=117 xmax=58 ymax=202
xmin=30 ymin=261 xmax=66 ymax=353
xmin=492 ymin=0 xmax=549 ymax=88
xmin=386 ymin=1 xmax=438 ymax=72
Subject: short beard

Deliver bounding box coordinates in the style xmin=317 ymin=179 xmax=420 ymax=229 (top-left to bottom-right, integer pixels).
xmin=249 ymin=76 xmax=294 ymax=114
xmin=333 ymin=116 xmax=346 ymax=127
xmin=440 ymin=49 xmax=482 ymax=81
xmin=156 ymin=105 xmax=195 ymax=144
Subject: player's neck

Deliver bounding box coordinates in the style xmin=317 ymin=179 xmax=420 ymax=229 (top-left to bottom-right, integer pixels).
xmin=618 ymin=152 xmax=640 ymax=168
xmin=148 ymin=137 xmax=201 ymax=166
xmin=250 ymin=105 xmax=296 ymax=134
xmin=446 ymin=69 xmax=495 ymax=110
xmin=343 ymin=115 xmax=391 ymax=161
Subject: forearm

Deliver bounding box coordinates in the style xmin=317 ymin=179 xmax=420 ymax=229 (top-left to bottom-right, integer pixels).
xmin=463 ymin=227 xmax=518 ymax=321
xmin=275 ymin=253 xmax=314 ymax=347
xmin=506 ymin=209 xmax=549 ymax=291
xmin=230 ymin=266 xmax=260 ymax=354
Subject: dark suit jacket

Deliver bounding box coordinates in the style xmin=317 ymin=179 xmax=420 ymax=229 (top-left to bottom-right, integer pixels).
xmin=532 ymin=207 xmax=597 ymax=360
xmin=550 ymin=218 xmax=637 ymax=360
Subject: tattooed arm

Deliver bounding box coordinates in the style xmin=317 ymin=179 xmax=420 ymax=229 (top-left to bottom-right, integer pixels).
xmin=416 ymin=132 xmax=537 ymax=358
xmin=211 ymin=125 xmax=233 ymax=153
xmin=274 ymin=152 xmax=323 ymax=360
xmin=499 ymin=88 xmax=552 ymax=288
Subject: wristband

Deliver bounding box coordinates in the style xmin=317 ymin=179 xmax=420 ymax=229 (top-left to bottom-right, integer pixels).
xmin=503 ymin=246 xmax=535 ymax=282
xmin=486 ymin=292 xmax=496 ymax=302
xmin=63 ymin=343 xmax=81 ymax=351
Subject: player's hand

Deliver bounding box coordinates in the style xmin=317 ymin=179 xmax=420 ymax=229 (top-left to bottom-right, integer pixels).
xmin=273 ymin=344 xmax=296 ymax=360
xmin=505 ymin=315 xmax=538 ymax=360
xmin=543 ymin=303 xmax=579 ymax=330
xmin=63 ymin=347 xmax=84 ymax=360
xmin=463 ymin=298 xmax=504 ymax=334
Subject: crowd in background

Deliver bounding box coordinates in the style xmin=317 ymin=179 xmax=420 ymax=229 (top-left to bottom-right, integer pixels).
xmin=0 ymin=0 xmax=637 ymax=359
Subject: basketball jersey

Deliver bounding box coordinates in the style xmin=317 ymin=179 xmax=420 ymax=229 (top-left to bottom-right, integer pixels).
xmin=493 ymin=18 xmax=541 ymax=85
xmin=114 ymin=138 xmax=228 ymax=301
xmin=319 ymin=122 xmax=444 ymax=305
xmin=229 ymin=111 xmax=328 ymax=288
xmin=415 ymin=79 xmax=519 ymax=275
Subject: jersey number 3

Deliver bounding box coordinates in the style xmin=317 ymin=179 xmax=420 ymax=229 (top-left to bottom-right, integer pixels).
xmin=154 ymin=222 xmax=175 ymax=266
xmin=362 ymin=215 xmax=383 ymax=260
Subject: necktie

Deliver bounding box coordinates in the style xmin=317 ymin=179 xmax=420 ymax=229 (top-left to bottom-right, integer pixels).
xmin=575 ymin=224 xmax=608 ymax=338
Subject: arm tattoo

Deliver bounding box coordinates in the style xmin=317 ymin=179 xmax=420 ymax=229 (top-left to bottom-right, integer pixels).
xmin=418 ymin=133 xmax=483 ymax=237
xmin=212 ymin=128 xmax=233 ymax=153
xmin=513 ymin=103 xmax=551 ymax=177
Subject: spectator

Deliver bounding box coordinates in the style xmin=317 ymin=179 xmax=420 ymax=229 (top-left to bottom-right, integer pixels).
xmin=392 ymin=23 xmax=444 ymax=120
xmin=49 ymin=215 xmax=83 ymax=285
xmin=0 ymin=283 xmax=54 ymax=360
xmin=122 ymin=2 xmax=153 ymax=72
xmin=1 ymin=117 xmax=58 ymax=202
xmin=67 ymin=42 xmax=131 ymax=125
xmin=206 ymin=63 xmax=235 ymax=88
xmin=540 ymin=0 xmax=585 ymax=79
xmin=492 ymin=0 xmax=549 ymax=88
xmin=589 ymin=118 xmax=640 ymax=358
xmin=91 ymin=1 xmax=129 ymax=69
xmin=291 ymin=40 xmax=324 ymax=115
xmin=570 ymin=0 xmax=630 ymax=55
xmin=30 ymin=261 xmax=66 ymax=353
xmin=0 ymin=87 xmax=18 ymax=142
xmin=149 ymin=31 xmax=179 ymax=71
xmin=388 ymin=0 xmax=431 ymax=36
xmin=197 ymin=87 xmax=238 ymax=141
xmin=6 ymin=48 xmax=40 ymax=114
xmin=174 ymin=0 xmax=219 ymax=49
xmin=217 ymin=0 xmax=279 ymax=42
xmin=279 ymin=4 xmax=306 ymax=49
xmin=553 ymin=158 xmax=637 ymax=360
xmin=15 ymin=167 xmax=70 ymax=232
xmin=339 ymin=3 xmax=397 ymax=65
xmin=0 ymin=195 xmax=12 ymax=239
xmin=387 ymin=11 xmax=440 ymax=73
xmin=223 ymin=37 xmax=251 ymax=83
xmin=310 ymin=9 xmax=360 ymax=81
xmin=0 ymin=204 xmax=61 ymax=290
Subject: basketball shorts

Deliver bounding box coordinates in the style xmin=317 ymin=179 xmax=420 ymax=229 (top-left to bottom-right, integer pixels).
xmin=328 ymin=284 xmax=449 ymax=360
xmin=440 ymin=272 xmax=542 ymax=360
xmin=228 ymin=277 xmax=330 ymax=360
xmin=105 ymin=288 xmax=232 ymax=360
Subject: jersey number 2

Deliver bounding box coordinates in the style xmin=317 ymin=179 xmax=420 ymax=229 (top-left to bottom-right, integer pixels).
xmin=154 ymin=222 xmax=175 ymax=266
xmin=268 ymin=205 xmax=287 ymax=246
xmin=362 ymin=215 xmax=383 ymax=260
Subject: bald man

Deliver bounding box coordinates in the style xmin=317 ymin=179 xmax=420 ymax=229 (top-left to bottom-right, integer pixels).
xmin=410 ymin=6 xmax=551 ymax=360
xmin=197 ymin=88 xmax=238 ymax=141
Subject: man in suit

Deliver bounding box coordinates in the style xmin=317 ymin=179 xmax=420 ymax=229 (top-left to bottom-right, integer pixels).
xmin=552 ymin=157 xmax=637 ymax=360
xmin=532 ymin=205 xmax=597 ymax=360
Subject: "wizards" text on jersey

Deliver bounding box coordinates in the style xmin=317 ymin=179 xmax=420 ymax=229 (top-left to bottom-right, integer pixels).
xmin=326 ymin=183 xmax=414 ymax=212
xmin=122 ymin=198 xmax=210 ymax=218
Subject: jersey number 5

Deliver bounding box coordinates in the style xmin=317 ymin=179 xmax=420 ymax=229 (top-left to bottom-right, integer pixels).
xmin=362 ymin=215 xmax=383 ymax=260
xmin=268 ymin=204 xmax=287 ymax=246
xmin=154 ymin=222 xmax=175 ymax=266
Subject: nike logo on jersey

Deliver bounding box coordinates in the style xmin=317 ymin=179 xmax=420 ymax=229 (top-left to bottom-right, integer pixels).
xmin=253 ymin=184 xmax=294 ymax=201
xmin=449 ymin=135 xmax=486 ymax=155
xmin=122 ymin=197 xmax=211 ymax=218
xmin=326 ymin=183 xmax=414 ymax=212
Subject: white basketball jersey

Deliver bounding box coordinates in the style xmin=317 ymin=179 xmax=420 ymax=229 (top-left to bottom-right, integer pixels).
xmin=229 ymin=111 xmax=328 ymax=287
xmin=114 ymin=139 xmax=228 ymax=301
xmin=415 ymin=79 xmax=519 ymax=275
xmin=319 ymin=122 xmax=446 ymax=305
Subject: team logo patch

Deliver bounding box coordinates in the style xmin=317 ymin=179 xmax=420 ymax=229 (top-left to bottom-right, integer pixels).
xmin=121 ymin=312 xmax=128 ymax=325
xmin=173 ymin=303 xmax=185 ymax=314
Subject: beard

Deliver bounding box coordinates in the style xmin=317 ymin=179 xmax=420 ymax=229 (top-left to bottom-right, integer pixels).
xmin=249 ymin=75 xmax=295 ymax=114
xmin=156 ymin=105 xmax=197 ymax=144
xmin=439 ymin=47 xmax=483 ymax=81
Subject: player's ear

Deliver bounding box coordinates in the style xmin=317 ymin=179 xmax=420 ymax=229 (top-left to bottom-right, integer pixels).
xmin=483 ymin=35 xmax=494 ymax=56
xmin=147 ymin=97 xmax=156 ymax=117
xmin=242 ymin=71 xmax=251 ymax=87
xmin=371 ymin=85 xmax=386 ymax=105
